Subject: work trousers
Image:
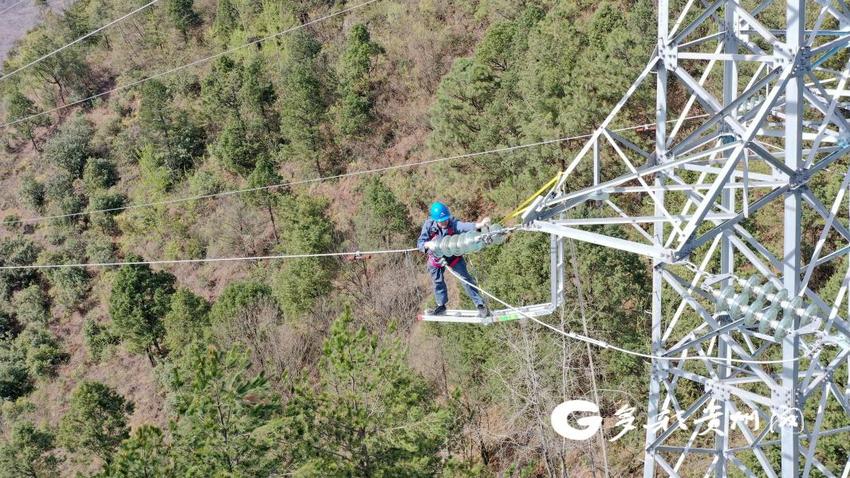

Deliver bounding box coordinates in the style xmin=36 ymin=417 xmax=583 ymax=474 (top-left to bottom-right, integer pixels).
xmin=427 ymin=257 xmax=485 ymax=307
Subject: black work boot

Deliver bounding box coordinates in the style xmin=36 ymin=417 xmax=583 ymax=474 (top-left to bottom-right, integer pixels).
xmin=429 ymin=304 xmax=447 ymax=316
xmin=477 ymin=305 xmax=490 ymax=318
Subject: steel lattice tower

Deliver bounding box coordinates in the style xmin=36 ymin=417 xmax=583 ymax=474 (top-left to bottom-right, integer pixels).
xmin=518 ymin=1 xmax=850 ymax=475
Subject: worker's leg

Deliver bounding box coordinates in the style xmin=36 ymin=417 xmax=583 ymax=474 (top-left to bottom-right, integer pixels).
xmin=452 ymin=258 xmax=485 ymax=307
xmin=428 ymin=264 xmax=448 ymax=306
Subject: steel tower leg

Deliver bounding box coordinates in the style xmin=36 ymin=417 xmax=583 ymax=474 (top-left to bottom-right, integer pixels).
xmin=715 ymin=3 xmax=738 ymax=475
xmin=781 ymin=2 xmax=804 ymax=477
xmin=644 ymin=2 xmax=667 ymax=476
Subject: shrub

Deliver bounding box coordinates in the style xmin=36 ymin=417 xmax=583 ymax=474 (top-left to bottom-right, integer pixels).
xmin=58 ymin=381 xmax=133 ymax=463
xmin=18 ymin=175 xmax=45 ymax=213
xmin=11 ymin=285 xmax=50 ymax=327
xmin=163 ymin=289 xmax=210 ymax=354
xmin=15 ymin=326 xmax=66 ymax=377
xmin=0 ymin=339 xmax=32 ymax=400
xmin=88 ymin=192 xmax=127 ymax=235
xmin=83 ymin=319 xmax=119 ymax=362
xmin=82 ymin=157 xmax=119 ymax=191
xmin=42 ymin=115 xmax=94 ymax=177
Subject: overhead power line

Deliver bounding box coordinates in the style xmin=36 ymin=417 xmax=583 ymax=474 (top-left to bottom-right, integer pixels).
xmin=0 ymin=0 xmax=380 ymax=129
xmin=6 ymin=114 xmax=709 ymax=226
xmin=0 ymin=247 xmax=418 ymax=270
xmin=0 ymin=241 xmax=807 ymax=366
xmin=0 ymin=0 xmax=159 ymax=83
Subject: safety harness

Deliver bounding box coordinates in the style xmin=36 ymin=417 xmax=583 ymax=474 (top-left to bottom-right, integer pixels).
xmin=427 ymin=222 xmax=462 ymax=269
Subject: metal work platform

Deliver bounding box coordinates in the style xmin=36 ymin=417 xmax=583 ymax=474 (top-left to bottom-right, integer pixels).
xmin=417 ymin=302 xmax=558 ymax=325
xmin=418 ymin=234 xmax=565 ymax=325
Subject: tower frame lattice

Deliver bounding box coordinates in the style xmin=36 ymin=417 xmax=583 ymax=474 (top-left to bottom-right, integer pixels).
xmin=522 ymin=1 xmax=850 ymax=476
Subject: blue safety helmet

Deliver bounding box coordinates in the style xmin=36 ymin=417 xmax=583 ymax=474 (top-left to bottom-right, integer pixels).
xmin=429 ymin=202 xmax=451 ymax=222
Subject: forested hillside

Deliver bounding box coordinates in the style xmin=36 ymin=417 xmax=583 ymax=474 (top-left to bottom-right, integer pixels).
xmin=0 ymin=0 xmax=671 ymax=476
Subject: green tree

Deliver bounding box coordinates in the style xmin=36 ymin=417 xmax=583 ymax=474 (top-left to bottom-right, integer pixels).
xmin=286 ymin=310 xmax=456 ymax=476
xmin=167 ymin=0 xmax=200 ymax=40
xmin=15 ymin=326 xmax=66 ymax=377
xmin=162 ymin=288 xmax=210 ymax=354
xmin=88 ymin=191 xmax=127 ymax=235
xmin=139 ymin=81 xmax=204 ymax=180
xmin=246 ymin=157 xmax=284 ymax=241
xmin=333 ymin=24 xmax=382 ymax=138
xmin=109 ymin=261 xmax=176 ymax=363
xmin=0 ymin=237 xmax=41 ymax=300
xmin=19 ymin=175 xmax=46 ymax=213
xmin=209 ymin=281 xmax=273 ymax=325
xmin=41 ymin=115 xmax=93 ymax=177
xmin=137 ymin=143 xmax=172 ymax=195
xmin=273 ymin=195 xmax=337 ymax=315
xmin=43 ymin=172 xmax=86 ymax=226
xmin=211 ymin=116 xmax=261 ymax=176
xmin=138 ymin=80 xmax=172 ymax=141
xmin=201 ymin=56 xmax=242 ymax=121
xmin=167 ymin=343 xmax=283 ymax=476
xmin=239 ymin=57 xmax=278 ymax=135
xmin=83 ymin=318 xmax=119 ymax=362
xmin=83 ymin=157 xmax=119 ymax=191
xmin=11 ymin=24 xmax=92 ymax=105
xmin=353 ymin=177 xmax=411 ymax=248
xmin=97 ymin=425 xmax=173 ymax=478
xmin=429 ymin=58 xmax=499 ymax=153
xmin=279 ymin=32 xmax=326 ymax=174
xmin=0 ymin=339 xmax=33 ymax=400
xmin=5 ymin=90 xmax=50 ymax=151
xmin=211 ymin=0 xmax=239 ymax=45
xmin=0 ymin=421 xmax=59 ymax=478
xmin=38 ymin=248 xmax=89 ymax=310
xmin=11 ymin=284 xmax=49 ymax=328
xmin=58 ymin=381 xmax=134 ymax=464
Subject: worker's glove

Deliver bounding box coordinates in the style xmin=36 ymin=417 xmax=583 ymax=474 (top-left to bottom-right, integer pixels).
xmin=424 ymin=240 xmax=436 ymax=251
xmin=437 ymin=257 xmax=448 ymax=267
xmin=475 ymin=217 xmax=492 ymax=229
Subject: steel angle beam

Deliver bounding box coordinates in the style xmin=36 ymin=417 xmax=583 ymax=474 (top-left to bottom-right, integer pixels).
xmin=524 ymin=221 xmax=672 ymax=260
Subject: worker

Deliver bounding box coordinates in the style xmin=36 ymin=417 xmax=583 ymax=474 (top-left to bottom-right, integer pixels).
xmin=417 ymin=201 xmax=491 ymax=317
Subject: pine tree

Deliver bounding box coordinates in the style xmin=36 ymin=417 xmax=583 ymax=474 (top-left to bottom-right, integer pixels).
xmin=353 ymin=177 xmax=411 ymax=248
xmin=0 ymin=421 xmax=60 ymax=478
xmin=246 ymin=157 xmax=284 ymax=241
xmin=286 ymin=310 xmax=456 ymax=476
xmin=273 ymin=195 xmax=337 ymax=315
xmin=58 ymin=381 xmax=134 ymax=464
xmin=167 ymin=343 xmax=283 ymax=476
xmin=211 ymin=0 xmax=239 ymax=46
xmin=109 ymin=261 xmax=176 ymax=363
xmin=167 ymin=0 xmax=200 ymax=40
xmin=279 ymin=32 xmax=326 ymax=174
xmin=333 ymin=24 xmax=382 ymax=138
xmin=97 ymin=426 xmax=173 ymax=478
xmin=41 ymin=115 xmax=93 ymax=177
xmin=5 ymin=90 xmax=50 ymax=151
xmin=162 ymin=288 xmax=210 ymax=355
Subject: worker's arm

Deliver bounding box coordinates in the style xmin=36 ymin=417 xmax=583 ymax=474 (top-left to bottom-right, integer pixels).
xmin=417 ymin=221 xmax=432 ymax=253
xmin=456 ymin=217 xmax=491 ymax=232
